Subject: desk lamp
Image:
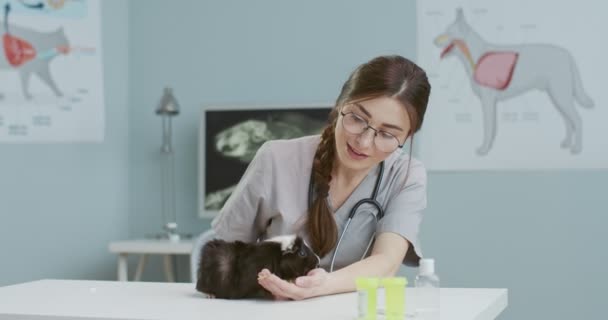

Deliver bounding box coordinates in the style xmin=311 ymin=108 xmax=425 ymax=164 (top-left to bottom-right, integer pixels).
xmin=155 ymin=87 xmax=181 ymax=242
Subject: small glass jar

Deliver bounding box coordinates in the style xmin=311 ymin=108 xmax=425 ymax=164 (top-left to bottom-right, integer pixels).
xmin=356 ymin=277 xmax=380 ymax=320
xmin=381 ymin=277 xmax=407 ymax=319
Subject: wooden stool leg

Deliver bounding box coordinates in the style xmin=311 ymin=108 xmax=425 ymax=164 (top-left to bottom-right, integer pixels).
xmin=117 ymin=253 xmax=128 ymax=281
xmin=163 ymin=255 xmax=176 ymax=282
xmin=134 ymin=254 xmax=147 ymax=281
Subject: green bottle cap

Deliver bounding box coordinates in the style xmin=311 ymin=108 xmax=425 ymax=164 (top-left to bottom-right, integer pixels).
xmin=356 ymin=277 xmax=380 ymax=289
xmin=381 ymin=277 xmax=408 ymax=287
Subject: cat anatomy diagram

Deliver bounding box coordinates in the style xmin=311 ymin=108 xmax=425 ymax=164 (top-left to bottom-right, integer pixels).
xmin=0 ymin=0 xmax=103 ymax=142
xmin=417 ymin=1 xmax=606 ymax=170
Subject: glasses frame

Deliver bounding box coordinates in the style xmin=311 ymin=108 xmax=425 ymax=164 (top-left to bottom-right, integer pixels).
xmin=339 ymin=111 xmax=405 ymax=152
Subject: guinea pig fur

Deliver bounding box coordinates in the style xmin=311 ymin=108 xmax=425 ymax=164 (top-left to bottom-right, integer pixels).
xmin=196 ymin=235 xmax=320 ymax=299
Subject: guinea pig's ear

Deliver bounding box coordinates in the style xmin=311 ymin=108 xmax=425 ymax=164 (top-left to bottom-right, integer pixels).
xmin=282 ymin=242 xmax=298 ymax=255
xmin=282 ymin=237 xmax=302 ymax=255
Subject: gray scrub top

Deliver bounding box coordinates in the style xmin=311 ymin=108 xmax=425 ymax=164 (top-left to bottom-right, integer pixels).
xmin=211 ymin=135 xmax=427 ymax=270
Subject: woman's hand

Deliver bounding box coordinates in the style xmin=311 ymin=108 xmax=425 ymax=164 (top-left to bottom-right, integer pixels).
xmin=257 ymin=268 xmax=329 ymax=301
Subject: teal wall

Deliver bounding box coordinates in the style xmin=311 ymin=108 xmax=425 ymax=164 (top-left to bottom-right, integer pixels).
xmin=0 ymin=0 xmax=130 ymax=285
xmin=127 ymin=1 xmax=606 ymax=319
xmin=424 ymin=172 xmax=605 ymax=319
xmin=1 ymin=1 xmax=605 ymax=320
xmin=127 ymin=0 xmax=418 ymax=281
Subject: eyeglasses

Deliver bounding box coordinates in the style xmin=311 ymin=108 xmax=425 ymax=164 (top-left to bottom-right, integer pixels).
xmin=340 ymin=111 xmax=404 ymax=153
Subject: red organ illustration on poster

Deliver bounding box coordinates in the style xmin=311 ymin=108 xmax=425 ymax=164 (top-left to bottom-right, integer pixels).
xmin=0 ymin=0 xmax=104 ymax=142
xmin=417 ymin=3 xmax=605 ymax=170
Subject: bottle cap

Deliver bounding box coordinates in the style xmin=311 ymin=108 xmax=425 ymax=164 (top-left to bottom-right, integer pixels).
xmin=419 ymin=258 xmax=435 ymax=276
xmin=356 ymin=277 xmax=380 ymax=289
xmin=381 ymin=277 xmax=407 ymax=287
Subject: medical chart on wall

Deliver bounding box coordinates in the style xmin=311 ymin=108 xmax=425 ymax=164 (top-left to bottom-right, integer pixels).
xmin=0 ymin=0 xmax=104 ymax=142
xmin=416 ymin=1 xmax=607 ymax=170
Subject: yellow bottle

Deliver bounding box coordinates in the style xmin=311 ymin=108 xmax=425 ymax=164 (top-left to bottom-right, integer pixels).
xmin=381 ymin=277 xmax=407 ymax=319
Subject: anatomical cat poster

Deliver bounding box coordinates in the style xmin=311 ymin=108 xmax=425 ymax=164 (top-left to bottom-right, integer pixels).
xmin=0 ymin=0 xmax=104 ymax=142
xmin=417 ymin=1 xmax=607 ymax=170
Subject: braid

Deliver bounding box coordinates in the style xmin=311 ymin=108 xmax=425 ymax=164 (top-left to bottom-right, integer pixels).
xmin=307 ymin=123 xmax=338 ymax=257
xmin=313 ymin=125 xmax=335 ymax=196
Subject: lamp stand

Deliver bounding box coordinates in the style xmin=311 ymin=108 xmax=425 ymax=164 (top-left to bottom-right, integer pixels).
xmin=160 ymin=114 xmax=179 ymax=242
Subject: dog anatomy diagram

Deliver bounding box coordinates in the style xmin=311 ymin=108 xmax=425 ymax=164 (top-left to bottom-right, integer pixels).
xmin=417 ymin=1 xmax=606 ymax=170
xmin=0 ymin=0 xmax=103 ymax=142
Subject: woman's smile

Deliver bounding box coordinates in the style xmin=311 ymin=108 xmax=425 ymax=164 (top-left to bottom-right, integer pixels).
xmin=346 ymin=143 xmax=369 ymax=160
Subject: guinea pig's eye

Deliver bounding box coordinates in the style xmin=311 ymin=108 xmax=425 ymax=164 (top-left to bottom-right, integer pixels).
xmin=298 ymin=249 xmax=307 ymax=257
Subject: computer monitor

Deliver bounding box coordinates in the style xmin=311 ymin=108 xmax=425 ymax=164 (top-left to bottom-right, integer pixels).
xmin=198 ymin=104 xmax=332 ymax=218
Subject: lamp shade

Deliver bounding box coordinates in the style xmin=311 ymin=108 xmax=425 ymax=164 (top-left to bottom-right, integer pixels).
xmin=155 ymin=87 xmax=180 ymax=116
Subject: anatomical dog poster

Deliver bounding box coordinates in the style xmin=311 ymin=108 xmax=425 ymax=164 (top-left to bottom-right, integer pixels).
xmin=0 ymin=0 xmax=103 ymax=142
xmin=416 ymin=1 xmax=606 ymax=170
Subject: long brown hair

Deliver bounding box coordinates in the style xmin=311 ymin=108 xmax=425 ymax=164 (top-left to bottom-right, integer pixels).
xmin=307 ymin=55 xmax=431 ymax=257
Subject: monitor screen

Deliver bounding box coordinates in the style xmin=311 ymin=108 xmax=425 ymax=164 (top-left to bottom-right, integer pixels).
xmin=200 ymin=105 xmax=332 ymax=217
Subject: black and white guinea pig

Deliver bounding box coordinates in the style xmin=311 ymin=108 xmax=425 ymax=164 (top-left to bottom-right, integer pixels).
xmin=195 ymin=234 xmax=321 ymax=299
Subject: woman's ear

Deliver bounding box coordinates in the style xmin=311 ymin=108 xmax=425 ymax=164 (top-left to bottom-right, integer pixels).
xmin=407 ymin=129 xmax=414 ymax=141
xmin=399 ymin=131 xmax=413 ymax=155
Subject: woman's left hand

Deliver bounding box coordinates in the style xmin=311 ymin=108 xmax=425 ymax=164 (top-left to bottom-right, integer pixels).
xmin=257 ymin=268 xmax=329 ymax=300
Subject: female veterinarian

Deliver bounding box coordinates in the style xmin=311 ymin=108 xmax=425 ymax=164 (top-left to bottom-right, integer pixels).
xmin=210 ymin=55 xmax=431 ymax=300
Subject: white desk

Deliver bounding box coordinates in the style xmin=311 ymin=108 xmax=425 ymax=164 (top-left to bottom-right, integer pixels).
xmin=108 ymin=239 xmax=194 ymax=282
xmin=0 ymin=280 xmax=508 ymax=320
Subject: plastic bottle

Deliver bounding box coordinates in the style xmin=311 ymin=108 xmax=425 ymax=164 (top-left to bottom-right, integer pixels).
xmin=356 ymin=277 xmax=379 ymax=320
xmin=414 ymin=258 xmax=440 ymax=320
xmin=381 ymin=277 xmax=407 ymax=319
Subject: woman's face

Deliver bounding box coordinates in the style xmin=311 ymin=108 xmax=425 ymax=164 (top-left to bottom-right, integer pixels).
xmin=334 ymin=96 xmax=411 ymax=173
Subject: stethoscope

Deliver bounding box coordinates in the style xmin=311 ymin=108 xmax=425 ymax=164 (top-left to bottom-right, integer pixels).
xmin=308 ymin=161 xmax=385 ymax=272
